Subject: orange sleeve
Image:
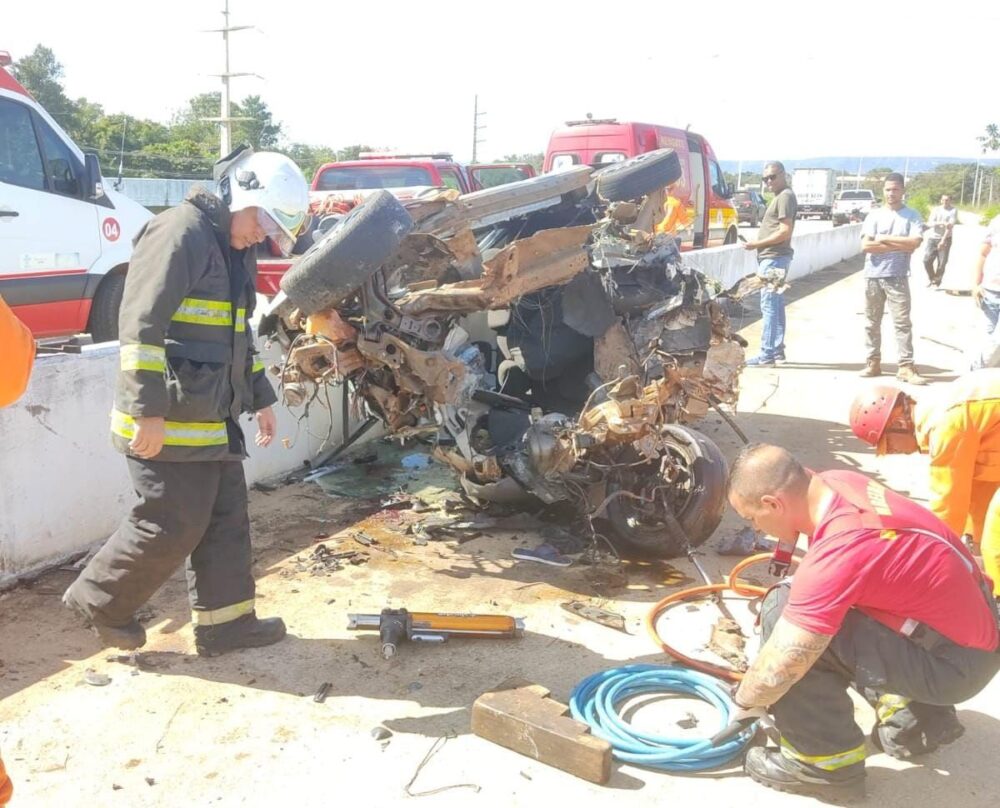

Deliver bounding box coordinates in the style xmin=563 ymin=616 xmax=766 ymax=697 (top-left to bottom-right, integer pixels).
xmin=926 ymin=404 xmax=979 ymax=536
xmin=0 ymin=753 xmax=12 ymax=805
xmin=0 ymin=293 xmax=36 ymax=407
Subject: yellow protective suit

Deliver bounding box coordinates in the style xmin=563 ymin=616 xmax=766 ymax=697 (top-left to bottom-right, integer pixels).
xmin=914 ymin=369 xmax=1000 ymax=594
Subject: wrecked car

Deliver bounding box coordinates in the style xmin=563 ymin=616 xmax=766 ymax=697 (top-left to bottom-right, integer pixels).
xmin=260 ymin=150 xmax=747 ymax=559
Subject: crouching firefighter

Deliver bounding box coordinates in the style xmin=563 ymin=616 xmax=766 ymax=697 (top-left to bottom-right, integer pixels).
xmin=64 ymin=147 xmax=310 ymax=656
xmin=726 ymin=444 xmax=1000 ymax=797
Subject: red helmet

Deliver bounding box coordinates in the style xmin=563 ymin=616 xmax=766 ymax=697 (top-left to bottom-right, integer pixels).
xmin=849 ymin=384 xmax=905 ymax=446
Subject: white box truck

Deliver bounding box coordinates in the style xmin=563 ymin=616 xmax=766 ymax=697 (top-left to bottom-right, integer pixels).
xmin=791 ymin=168 xmax=837 ymax=220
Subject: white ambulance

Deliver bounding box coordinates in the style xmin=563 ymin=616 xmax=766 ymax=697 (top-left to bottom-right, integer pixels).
xmin=0 ymin=50 xmax=151 ymax=342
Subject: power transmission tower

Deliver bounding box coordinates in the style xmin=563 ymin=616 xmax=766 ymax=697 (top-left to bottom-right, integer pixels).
xmin=472 ymin=95 xmax=487 ymax=162
xmin=202 ymin=0 xmax=259 ymax=157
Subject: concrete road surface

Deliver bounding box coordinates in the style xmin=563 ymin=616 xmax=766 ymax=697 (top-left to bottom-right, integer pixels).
xmin=0 ymin=216 xmax=995 ymax=807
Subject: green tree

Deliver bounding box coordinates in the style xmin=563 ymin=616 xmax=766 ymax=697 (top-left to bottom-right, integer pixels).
xmin=11 ymin=45 xmax=78 ymax=132
xmin=233 ymin=95 xmax=281 ymax=150
xmin=335 ymin=144 xmax=373 ymax=162
xmin=282 ymin=143 xmax=338 ymax=181
xmin=978 ymin=124 xmax=1000 ymax=154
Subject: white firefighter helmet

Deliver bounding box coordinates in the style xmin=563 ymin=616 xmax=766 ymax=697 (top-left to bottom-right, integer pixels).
xmin=218 ymin=149 xmax=310 ymax=255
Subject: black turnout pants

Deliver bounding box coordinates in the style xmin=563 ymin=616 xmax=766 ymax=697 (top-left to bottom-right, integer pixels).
xmin=66 ymin=457 xmax=255 ymax=627
xmin=763 ymin=581 xmax=1000 ymax=763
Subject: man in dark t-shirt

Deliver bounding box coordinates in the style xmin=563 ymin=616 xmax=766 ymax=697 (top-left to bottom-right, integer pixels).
xmin=743 ymin=161 xmax=797 ymax=367
xmin=726 ymin=443 xmax=1000 ymax=798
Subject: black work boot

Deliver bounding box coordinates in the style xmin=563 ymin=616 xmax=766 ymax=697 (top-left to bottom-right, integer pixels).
xmin=194 ymin=613 xmax=286 ymax=657
xmin=744 ymin=747 xmax=866 ymax=799
xmin=62 ymin=590 xmax=146 ymax=651
xmin=871 ymin=704 xmax=965 ymax=760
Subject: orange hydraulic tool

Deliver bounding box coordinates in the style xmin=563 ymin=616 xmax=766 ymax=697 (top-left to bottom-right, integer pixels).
xmin=347 ymin=608 xmax=524 ymax=658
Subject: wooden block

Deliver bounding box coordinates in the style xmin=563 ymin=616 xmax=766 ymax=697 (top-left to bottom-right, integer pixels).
xmin=471 ymin=682 xmax=612 ymax=784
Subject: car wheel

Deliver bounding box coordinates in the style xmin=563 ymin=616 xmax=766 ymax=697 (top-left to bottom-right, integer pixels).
xmin=458 ymin=167 xmax=592 ymax=229
xmin=280 ymin=190 xmax=413 ymax=316
xmin=603 ymin=425 xmax=729 ymax=558
xmin=88 ymin=270 xmax=126 ymax=343
xmin=593 ymin=149 xmax=683 ymax=202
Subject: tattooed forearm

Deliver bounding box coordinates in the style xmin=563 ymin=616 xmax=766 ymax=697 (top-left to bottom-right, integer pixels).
xmin=734 ymin=617 xmax=832 ymax=708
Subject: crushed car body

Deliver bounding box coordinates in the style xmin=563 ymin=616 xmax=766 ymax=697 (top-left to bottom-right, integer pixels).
xmin=260 ymin=150 xmax=747 ymax=558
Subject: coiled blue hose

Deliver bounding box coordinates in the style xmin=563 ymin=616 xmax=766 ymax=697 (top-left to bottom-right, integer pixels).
xmin=569 ymin=663 xmax=754 ymax=772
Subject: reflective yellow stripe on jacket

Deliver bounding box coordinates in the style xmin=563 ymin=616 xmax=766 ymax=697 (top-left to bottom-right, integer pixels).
xmin=235 ymin=307 xmax=246 ymax=333
xmin=780 ymin=736 xmax=866 ymax=771
xmin=252 ymin=358 xmax=265 ymax=373
xmin=120 ymin=343 xmax=166 ymax=373
xmin=111 ymin=410 xmax=229 ymax=447
xmin=171 ymin=298 xmax=233 ymax=327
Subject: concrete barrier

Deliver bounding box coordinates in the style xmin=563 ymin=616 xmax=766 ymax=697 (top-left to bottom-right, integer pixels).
xmin=0 ymin=224 xmax=863 ymax=581
xmin=683 ymin=223 xmax=862 ymax=289
xmin=0 ymin=341 xmax=340 ymax=585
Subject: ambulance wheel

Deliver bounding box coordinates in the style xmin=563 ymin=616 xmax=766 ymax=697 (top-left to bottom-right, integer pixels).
xmin=593 ymin=149 xmax=683 ymax=203
xmin=88 ymin=270 xmax=126 ymax=344
xmin=280 ymin=190 xmax=413 ymax=316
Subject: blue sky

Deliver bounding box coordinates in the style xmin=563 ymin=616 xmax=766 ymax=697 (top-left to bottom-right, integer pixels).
xmin=5 ymin=0 xmax=997 ymax=163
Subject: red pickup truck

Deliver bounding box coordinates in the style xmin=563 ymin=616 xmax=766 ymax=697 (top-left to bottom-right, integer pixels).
xmin=257 ymin=155 xmax=536 ymax=295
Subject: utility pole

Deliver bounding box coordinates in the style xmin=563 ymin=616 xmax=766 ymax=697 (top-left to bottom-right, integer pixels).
xmin=203 ymin=0 xmax=257 ymax=157
xmin=736 ymin=160 xmax=743 ymax=190
xmin=471 ymin=94 xmax=487 ymax=163
xmin=856 ymin=156 xmax=863 ymax=190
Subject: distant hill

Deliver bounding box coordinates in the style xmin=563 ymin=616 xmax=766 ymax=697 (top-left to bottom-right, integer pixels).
xmin=720 ymin=157 xmax=1000 ymax=175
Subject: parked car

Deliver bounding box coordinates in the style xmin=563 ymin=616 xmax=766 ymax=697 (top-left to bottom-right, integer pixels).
xmin=832 ymin=189 xmax=878 ymax=226
xmin=0 ymin=51 xmax=152 ymax=341
xmin=310 ymin=153 xmax=536 ymax=206
xmin=733 ymin=190 xmax=766 ymax=226
xmin=542 ymin=118 xmax=738 ymax=249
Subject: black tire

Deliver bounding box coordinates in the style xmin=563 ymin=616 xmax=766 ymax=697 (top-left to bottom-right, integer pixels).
xmin=88 ymin=270 xmax=126 ymax=343
xmin=280 ymin=190 xmax=413 ymax=315
xmin=459 ymin=167 xmax=592 ymax=228
xmin=604 ymin=425 xmax=729 ymax=557
xmin=594 ymin=149 xmax=683 ymax=202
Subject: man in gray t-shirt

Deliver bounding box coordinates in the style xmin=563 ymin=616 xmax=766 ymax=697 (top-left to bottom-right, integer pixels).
xmin=859 ymin=172 xmax=927 ymax=384
xmin=923 ymin=195 xmax=958 ymax=287
xmin=743 ymin=161 xmax=797 ymax=366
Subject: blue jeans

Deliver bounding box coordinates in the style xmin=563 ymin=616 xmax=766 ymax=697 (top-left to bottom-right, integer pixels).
xmin=971 ymin=288 xmax=1000 ymax=370
xmin=757 ymin=256 xmax=790 ymax=360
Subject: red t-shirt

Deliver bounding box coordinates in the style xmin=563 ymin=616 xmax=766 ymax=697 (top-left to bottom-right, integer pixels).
xmin=783 ymin=469 xmax=999 ymax=651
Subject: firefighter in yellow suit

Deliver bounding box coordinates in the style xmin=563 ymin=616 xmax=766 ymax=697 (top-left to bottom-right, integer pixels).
xmin=849 ymin=369 xmax=1000 ymax=593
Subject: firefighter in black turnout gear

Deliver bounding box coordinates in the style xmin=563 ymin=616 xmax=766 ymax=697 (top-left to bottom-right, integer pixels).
xmin=64 ymin=148 xmax=310 ymax=656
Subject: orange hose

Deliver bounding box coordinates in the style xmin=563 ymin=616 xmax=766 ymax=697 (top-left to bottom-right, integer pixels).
xmin=644 ymin=552 xmax=776 ymax=683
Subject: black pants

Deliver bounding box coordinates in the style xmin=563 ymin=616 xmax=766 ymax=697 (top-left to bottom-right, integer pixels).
xmin=763 ymin=581 xmax=1000 ymax=763
xmin=923 ymin=238 xmax=951 ymax=285
xmin=65 ymin=457 xmax=255 ymax=627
